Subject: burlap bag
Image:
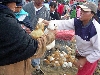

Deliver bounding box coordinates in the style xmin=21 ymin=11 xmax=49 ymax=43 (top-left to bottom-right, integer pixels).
xmin=0 ymin=59 xmax=32 ymax=75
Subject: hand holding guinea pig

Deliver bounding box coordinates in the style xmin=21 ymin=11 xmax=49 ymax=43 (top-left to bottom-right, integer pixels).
xmin=44 ymin=21 xmax=57 ymax=50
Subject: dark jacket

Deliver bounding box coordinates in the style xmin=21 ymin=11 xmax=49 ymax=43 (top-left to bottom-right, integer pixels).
xmin=50 ymin=11 xmax=60 ymax=20
xmin=97 ymin=10 xmax=100 ymax=24
xmin=0 ymin=4 xmax=38 ymax=66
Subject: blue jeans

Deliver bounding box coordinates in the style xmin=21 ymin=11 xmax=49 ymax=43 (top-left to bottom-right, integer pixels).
xmin=31 ymin=58 xmax=40 ymax=67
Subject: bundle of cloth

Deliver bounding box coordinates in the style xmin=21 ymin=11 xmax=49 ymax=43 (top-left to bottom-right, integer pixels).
xmin=56 ymin=30 xmax=75 ymax=41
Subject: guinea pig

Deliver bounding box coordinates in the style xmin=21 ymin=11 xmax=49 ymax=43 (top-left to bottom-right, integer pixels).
xmin=44 ymin=21 xmax=57 ymax=50
xmin=44 ymin=21 xmax=57 ymax=34
xmin=48 ymin=21 xmax=57 ymax=30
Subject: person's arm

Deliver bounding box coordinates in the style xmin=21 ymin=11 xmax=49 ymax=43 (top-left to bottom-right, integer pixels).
xmin=73 ymin=58 xmax=87 ymax=69
xmin=0 ymin=16 xmax=38 ymax=66
xmin=86 ymin=32 xmax=100 ymax=63
xmin=43 ymin=18 xmax=75 ymax=30
xmin=45 ymin=9 xmax=50 ymax=21
xmin=49 ymin=18 xmax=75 ymax=30
xmin=22 ymin=15 xmax=33 ymax=31
xmin=86 ymin=22 xmax=100 ymax=63
xmin=0 ymin=16 xmax=55 ymax=66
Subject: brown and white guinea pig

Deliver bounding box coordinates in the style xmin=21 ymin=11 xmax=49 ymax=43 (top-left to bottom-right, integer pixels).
xmin=44 ymin=21 xmax=57 ymax=50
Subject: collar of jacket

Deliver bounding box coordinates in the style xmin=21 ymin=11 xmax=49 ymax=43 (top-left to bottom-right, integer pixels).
xmin=51 ymin=11 xmax=55 ymax=14
xmin=0 ymin=4 xmax=8 ymax=9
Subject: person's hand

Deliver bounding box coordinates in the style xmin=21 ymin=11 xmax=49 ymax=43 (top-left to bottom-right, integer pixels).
xmin=21 ymin=25 xmax=31 ymax=34
xmin=73 ymin=58 xmax=87 ymax=69
xmin=48 ymin=29 xmax=56 ymax=35
xmin=25 ymin=27 xmax=31 ymax=34
xmin=31 ymin=35 xmax=47 ymax=59
xmin=45 ymin=30 xmax=55 ymax=45
xmin=42 ymin=20 xmax=50 ymax=26
xmin=64 ymin=14 xmax=70 ymax=18
xmin=31 ymin=30 xmax=55 ymax=59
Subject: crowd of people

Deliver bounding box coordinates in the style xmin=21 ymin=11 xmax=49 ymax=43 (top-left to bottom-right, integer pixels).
xmin=0 ymin=0 xmax=100 ymax=75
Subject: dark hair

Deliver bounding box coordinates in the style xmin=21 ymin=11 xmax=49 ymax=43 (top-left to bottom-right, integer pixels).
xmin=0 ymin=0 xmax=21 ymax=5
xmin=91 ymin=11 xmax=99 ymax=22
xmin=91 ymin=11 xmax=95 ymax=15
xmin=98 ymin=0 xmax=100 ymax=2
xmin=16 ymin=2 xmax=23 ymax=6
xmin=49 ymin=2 xmax=57 ymax=8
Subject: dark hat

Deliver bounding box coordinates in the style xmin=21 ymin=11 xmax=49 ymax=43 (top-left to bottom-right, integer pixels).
xmin=77 ymin=2 xmax=97 ymax=14
xmin=0 ymin=0 xmax=22 ymax=4
xmin=16 ymin=1 xmax=23 ymax=6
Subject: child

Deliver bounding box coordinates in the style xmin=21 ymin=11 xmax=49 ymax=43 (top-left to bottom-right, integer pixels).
xmin=44 ymin=2 xmax=100 ymax=75
xmin=15 ymin=2 xmax=33 ymax=31
xmin=49 ymin=2 xmax=60 ymax=20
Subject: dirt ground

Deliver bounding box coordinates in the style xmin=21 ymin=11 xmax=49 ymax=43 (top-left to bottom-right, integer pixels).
xmin=32 ymin=56 xmax=100 ymax=75
xmin=39 ymin=61 xmax=100 ymax=75
xmin=40 ymin=62 xmax=77 ymax=75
